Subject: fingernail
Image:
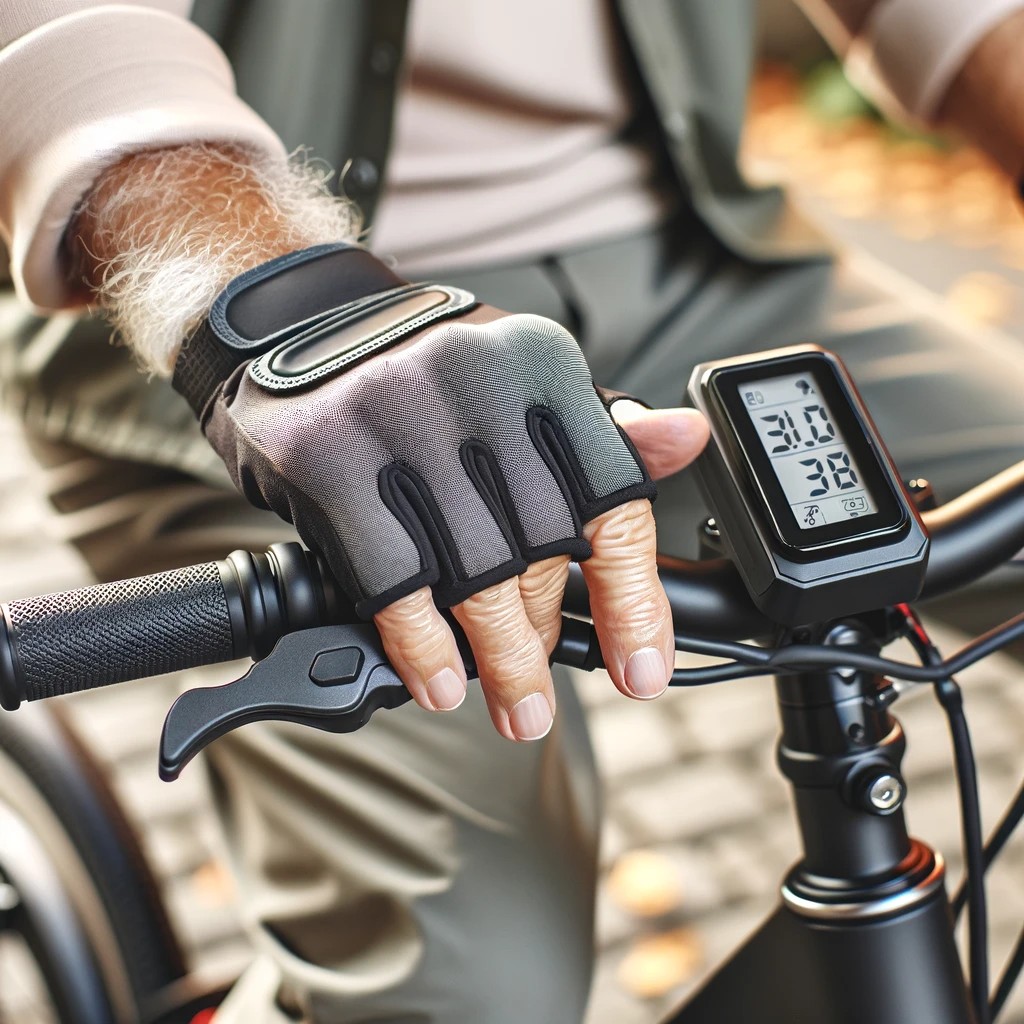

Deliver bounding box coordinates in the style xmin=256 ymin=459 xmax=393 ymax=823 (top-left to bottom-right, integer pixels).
xmin=625 ymin=647 xmax=668 ymax=698
xmin=508 ymin=693 xmax=554 ymax=741
xmin=426 ymin=668 xmax=466 ymax=711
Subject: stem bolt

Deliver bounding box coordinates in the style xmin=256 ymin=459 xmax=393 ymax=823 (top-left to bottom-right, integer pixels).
xmin=865 ymin=772 xmax=906 ymax=814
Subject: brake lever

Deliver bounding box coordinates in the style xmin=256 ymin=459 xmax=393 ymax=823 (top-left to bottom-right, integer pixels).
xmin=158 ymin=614 xmax=603 ymax=781
xmin=159 ymin=624 xmax=412 ymax=781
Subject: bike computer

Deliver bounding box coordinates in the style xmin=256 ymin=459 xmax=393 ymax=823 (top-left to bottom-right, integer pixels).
xmin=686 ymin=345 xmax=928 ymax=626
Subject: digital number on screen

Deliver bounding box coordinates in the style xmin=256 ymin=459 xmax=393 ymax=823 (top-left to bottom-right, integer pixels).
xmin=741 ymin=373 xmax=877 ymax=529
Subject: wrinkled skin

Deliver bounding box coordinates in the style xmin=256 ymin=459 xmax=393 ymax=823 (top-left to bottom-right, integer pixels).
xmin=375 ymin=396 xmax=710 ymax=741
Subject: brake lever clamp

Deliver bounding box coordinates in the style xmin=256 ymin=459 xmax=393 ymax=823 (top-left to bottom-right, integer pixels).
xmin=158 ymin=624 xmax=412 ymax=781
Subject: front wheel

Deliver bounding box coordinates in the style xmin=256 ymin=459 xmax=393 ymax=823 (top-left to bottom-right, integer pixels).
xmin=0 ymin=703 xmax=187 ymax=1023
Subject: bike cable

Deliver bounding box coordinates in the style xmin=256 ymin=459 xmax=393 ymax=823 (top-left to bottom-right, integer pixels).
xmin=952 ymin=778 xmax=1024 ymax=920
xmin=668 ymin=611 xmax=1024 ymax=687
xmin=991 ymin=929 xmax=1024 ymax=1020
xmin=897 ymin=605 xmax=990 ymax=1024
xmin=948 ymin=754 xmax=1024 ymax=1020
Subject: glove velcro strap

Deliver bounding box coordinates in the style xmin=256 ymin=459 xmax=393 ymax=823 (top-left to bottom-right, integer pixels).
xmin=172 ymin=243 xmax=404 ymax=420
xmin=248 ymin=283 xmax=477 ymax=392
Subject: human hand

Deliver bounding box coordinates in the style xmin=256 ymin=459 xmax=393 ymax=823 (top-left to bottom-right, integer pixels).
xmin=174 ymin=244 xmax=709 ymax=741
xmin=375 ymin=396 xmax=708 ymax=741
xmin=172 ymin=247 xmax=708 ymax=745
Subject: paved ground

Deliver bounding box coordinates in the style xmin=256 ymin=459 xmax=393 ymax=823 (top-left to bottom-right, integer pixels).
xmin=1 ymin=63 xmax=1024 ymax=1024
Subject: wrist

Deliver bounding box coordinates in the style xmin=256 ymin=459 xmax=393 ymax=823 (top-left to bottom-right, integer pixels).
xmin=68 ymin=143 xmax=359 ymax=375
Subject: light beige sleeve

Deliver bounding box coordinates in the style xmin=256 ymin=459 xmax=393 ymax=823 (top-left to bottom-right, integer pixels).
xmin=798 ymin=0 xmax=1024 ymax=121
xmin=0 ymin=1 xmax=286 ymax=311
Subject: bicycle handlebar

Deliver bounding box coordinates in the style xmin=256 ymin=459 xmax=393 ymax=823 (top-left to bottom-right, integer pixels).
xmin=2 ymin=461 xmax=1023 ymax=711
xmin=0 ymin=545 xmax=343 ymax=710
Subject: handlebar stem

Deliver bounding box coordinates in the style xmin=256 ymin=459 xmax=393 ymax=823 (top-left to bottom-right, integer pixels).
xmin=775 ymin=621 xmax=940 ymax=909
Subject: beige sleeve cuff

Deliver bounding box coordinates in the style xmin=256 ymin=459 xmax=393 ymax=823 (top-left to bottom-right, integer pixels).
xmin=845 ymin=0 xmax=1024 ymax=122
xmin=0 ymin=4 xmax=286 ymax=311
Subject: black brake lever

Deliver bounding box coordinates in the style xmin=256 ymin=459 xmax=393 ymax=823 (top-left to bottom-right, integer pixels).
xmin=158 ymin=615 xmax=604 ymax=781
xmin=159 ymin=624 xmax=412 ymax=781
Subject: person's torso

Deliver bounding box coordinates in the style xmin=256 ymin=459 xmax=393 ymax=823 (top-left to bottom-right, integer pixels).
xmin=188 ymin=0 xmax=822 ymax=262
xmin=370 ymin=0 xmax=676 ymax=275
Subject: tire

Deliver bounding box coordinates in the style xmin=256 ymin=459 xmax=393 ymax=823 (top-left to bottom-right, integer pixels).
xmin=0 ymin=702 xmax=186 ymax=1023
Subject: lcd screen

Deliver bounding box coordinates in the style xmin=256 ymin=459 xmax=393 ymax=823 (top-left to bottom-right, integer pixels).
xmin=739 ymin=372 xmax=878 ymax=530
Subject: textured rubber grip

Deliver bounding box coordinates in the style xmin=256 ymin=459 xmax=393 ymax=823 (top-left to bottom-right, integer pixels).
xmin=4 ymin=562 xmax=236 ymax=701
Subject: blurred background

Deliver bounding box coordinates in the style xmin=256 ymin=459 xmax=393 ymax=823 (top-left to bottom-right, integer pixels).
xmin=1 ymin=5 xmax=1023 ymax=1022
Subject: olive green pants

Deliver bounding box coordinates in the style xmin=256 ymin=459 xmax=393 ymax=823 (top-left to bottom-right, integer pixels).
xmin=17 ymin=211 xmax=1024 ymax=1022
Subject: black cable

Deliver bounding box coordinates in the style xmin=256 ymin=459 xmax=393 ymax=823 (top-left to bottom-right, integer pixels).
xmin=671 ymin=638 xmax=947 ymax=680
xmin=952 ymin=778 xmax=1024 ymax=921
xmin=669 ymin=610 xmax=1024 ymax=683
xmin=673 ymin=633 xmax=774 ymax=666
xmin=991 ymin=927 xmax=1024 ymax=1019
xmin=901 ymin=608 xmax=989 ymax=1024
xmin=944 ymin=613 xmax=1024 ymax=678
xmin=941 ymin=682 xmax=990 ymax=1024
xmin=670 ymin=663 xmax=777 ymax=686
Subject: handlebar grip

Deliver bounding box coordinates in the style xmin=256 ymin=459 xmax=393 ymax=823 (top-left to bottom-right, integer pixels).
xmin=0 ymin=542 xmax=344 ymax=710
xmin=0 ymin=561 xmax=237 ymax=707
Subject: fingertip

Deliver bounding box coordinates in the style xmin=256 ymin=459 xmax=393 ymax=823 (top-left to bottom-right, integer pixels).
xmin=616 ymin=406 xmax=710 ymax=480
xmin=426 ymin=667 xmax=468 ymax=711
xmin=508 ymin=692 xmax=555 ymax=741
xmin=611 ymin=401 xmax=707 ymax=434
xmin=623 ymin=646 xmax=671 ymax=700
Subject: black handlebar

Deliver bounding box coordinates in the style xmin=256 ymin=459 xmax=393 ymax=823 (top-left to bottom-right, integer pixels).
xmin=2 ymin=461 xmax=1023 ymax=710
xmin=918 ymin=460 xmax=1024 ymax=600
xmin=0 ymin=545 xmax=345 ymax=711
xmin=0 ymin=561 xmax=235 ymax=707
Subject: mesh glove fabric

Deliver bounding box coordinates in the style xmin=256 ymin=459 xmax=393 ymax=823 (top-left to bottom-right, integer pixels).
xmin=203 ymin=305 xmax=656 ymax=618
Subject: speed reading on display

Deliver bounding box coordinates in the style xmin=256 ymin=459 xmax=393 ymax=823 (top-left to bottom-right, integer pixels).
xmin=741 ymin=373 xmax=877 ymax=530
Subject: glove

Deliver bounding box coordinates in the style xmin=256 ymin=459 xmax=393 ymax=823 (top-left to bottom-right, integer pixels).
xmin=174 ymin=244 xmax=655 ymax=619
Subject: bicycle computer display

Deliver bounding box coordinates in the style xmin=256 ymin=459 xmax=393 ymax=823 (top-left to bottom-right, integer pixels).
xmin=687 ymin=346 xmax=928 ymax=626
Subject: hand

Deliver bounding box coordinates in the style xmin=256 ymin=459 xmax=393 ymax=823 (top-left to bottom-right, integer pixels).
xmin=375 ymin=398 xmax=708 ymax=740
xmin=179 ymin=244 xmax=708 ymax=741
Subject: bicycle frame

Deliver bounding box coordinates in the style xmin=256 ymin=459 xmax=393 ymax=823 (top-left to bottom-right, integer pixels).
xmin=661 ymin=616 xmax=975 ymax=1023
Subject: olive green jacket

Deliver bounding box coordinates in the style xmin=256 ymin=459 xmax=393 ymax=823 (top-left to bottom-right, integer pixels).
xmin=0 ymin=0 xmax=829 ymax=481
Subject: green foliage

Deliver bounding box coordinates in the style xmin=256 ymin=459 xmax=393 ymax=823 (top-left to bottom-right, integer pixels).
xmin=802 ymin=62 xmax=878 ymax=123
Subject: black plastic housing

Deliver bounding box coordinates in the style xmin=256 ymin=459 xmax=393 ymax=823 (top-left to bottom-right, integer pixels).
xmin=686 ymin=345 xmax=929 ymax=626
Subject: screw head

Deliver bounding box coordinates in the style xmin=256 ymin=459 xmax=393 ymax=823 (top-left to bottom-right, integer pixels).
xmin=867 ymin=773 xmax=905 ymax=812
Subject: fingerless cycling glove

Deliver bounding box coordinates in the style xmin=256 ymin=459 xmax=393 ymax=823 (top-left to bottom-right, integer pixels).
xmin=174 ymin=244 xmax=655 ymax=617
